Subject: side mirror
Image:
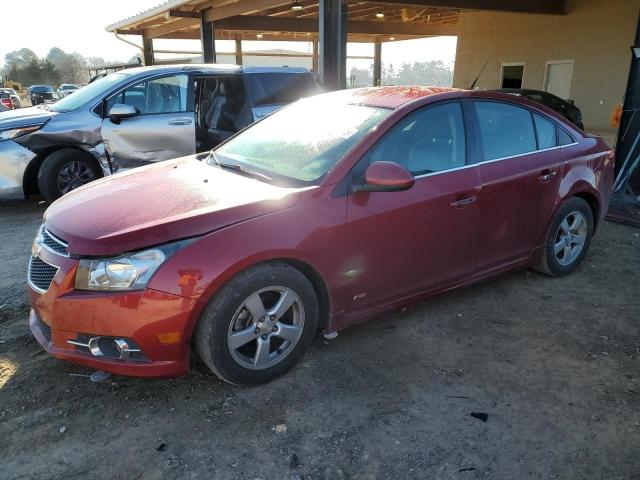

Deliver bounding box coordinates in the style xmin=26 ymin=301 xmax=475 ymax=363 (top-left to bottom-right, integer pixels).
xmin=108 ymin=103 xmax=137 ymax=124
xmin=355 ymin=161 xmax=415 ymax=193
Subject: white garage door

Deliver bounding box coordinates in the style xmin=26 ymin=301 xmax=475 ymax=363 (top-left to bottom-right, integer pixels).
xmin=544 ymin=61 xmax=574 ymax=100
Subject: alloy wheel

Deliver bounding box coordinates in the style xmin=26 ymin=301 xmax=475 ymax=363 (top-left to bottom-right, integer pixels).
xmin=554 ymin=210 xmax=588 ymax=266
xmin=227 ymin=286 xmax=305 ymax=370
xmin=56 ymin=161 xmax=96 ymax=194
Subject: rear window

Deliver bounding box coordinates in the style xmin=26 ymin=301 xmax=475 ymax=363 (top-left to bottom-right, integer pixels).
xmin=247 ymin=73 xmax=319 ymax=107
xmin=558 ymin=128 xmax=575 ymax=146
xmin=32 ymin=86 xmax=54 ymax=93
xmin=534 ymin=113 xmax=557 ymax=149
xmin=474 ymin=101 xmax=536 ymax=161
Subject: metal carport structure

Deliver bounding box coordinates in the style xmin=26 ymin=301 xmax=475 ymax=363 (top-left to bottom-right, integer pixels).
xmin=105 ymin=0 xmax=565 ymax=90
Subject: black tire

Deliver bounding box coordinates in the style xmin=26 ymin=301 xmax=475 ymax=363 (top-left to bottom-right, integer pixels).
xmin=195 ymin=262 xmax=319 ymax=386
xmin=37 ymin=149 xmax=101 ymax=202
xmin=535 ymin=197 xmax=594 ymax=277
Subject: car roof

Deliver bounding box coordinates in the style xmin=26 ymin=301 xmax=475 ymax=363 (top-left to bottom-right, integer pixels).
xmin=112 ymin=64 xmax=311 ymax=77
xmin=339 ymin=86 xmax=463 ymax=109
xmin=323 ymin=86 xmax=573 ymax=122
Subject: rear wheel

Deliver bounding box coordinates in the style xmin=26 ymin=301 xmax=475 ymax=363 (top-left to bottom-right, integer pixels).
xmin=535 ymin=197 xmax=594 ymax=276
xmin=37 ymin=149 xmax=101 ymax=202
xmin=195 ymin=262 xmax=319 ymax=386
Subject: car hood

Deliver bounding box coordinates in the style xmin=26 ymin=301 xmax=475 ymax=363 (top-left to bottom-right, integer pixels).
xmin=44 ymin=156 xmax=304 ymax=256
xmin=0 ymin=106 xmax=56 ymax=129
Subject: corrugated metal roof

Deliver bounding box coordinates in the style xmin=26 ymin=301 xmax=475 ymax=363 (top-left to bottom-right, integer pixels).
xmin=105 ymin=0 xmax=194 ymax=32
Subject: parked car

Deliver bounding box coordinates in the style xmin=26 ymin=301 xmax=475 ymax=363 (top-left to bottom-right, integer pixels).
xmin=27 ymin=87 xmax=614 ymax=385
xmin=0 ymin=64 xmax=319 ymax=201
xmin=0 ymin=88 xmax=21 ymax=109
xmin=57 ymin=83 xmax=80 ymax=98
xmin=29 ymin=85 xmax=56 ymax=105
xmin=0 ymin=91 xmax=14 ymax=111
xmin=494 ymin=88 xmax=584 ymax=129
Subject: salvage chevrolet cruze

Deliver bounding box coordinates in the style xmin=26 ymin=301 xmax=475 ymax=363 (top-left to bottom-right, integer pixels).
xmin=28 ymin=87 xmax=615 ymax=385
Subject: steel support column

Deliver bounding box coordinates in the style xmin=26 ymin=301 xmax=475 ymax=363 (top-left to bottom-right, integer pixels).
xmin=142 ymin=36 xmax=154 ymax=66
xmin=312 ymin=38 xmax=319 ymax=73
xmin=235 ymin=36 xmax=243 ymax=65
xmin=373 ymin=40 xmax=382 ymax=86
xmin=200 ymin=8 xmax=216 ymax=63
xmin=319 ymin=0 xmax=347 ymax=90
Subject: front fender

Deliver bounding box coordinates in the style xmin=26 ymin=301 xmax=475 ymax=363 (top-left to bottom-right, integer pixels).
xmin=148 ymin=188 xmax=348 ymax=335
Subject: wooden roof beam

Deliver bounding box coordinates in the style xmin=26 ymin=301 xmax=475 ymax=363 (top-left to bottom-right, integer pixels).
xmin=213 ymin=15 xmax=457 ymax=35
xmin=365 ymin=0 xmax=565 ymax=15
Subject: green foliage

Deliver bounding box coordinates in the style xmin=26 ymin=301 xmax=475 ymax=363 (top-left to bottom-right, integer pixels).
xmin=3 ymin=47 xmax=88 ymax=87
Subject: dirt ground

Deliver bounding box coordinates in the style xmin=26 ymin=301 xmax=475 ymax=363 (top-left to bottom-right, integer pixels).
xmin=0 ymin=198 xmax=639 ymax=480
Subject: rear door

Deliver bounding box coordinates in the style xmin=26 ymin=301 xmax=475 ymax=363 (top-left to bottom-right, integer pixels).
xmin=101 ymin=73 xmax=194 ymax=168
xmin=471 ymin=100 xmax=564 ymax=271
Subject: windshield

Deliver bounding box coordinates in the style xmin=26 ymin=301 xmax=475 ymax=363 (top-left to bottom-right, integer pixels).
xmin=212 ymin=95 xmax=390 ymax=185
xmin=62 ymin=84 xmax=79 ymax=90
xmin=51 ymin=73 xmax=128 ymax=113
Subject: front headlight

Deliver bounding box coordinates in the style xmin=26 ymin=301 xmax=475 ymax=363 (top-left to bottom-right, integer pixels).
xmin=74 ymin=239 xmax=193 ymax=291
xmin=0 ymin=125 xmax=43 ymax=142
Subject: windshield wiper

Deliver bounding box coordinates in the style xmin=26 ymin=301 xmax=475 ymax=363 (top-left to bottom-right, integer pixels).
xmin=208 ymin=151 xmax=272 ymax=182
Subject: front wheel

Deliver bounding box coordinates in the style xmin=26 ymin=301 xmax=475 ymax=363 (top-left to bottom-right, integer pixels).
xmin=37 ymin=149 xmax=101 ymax=202
xmin=535 ymin=196 xmax=594 ymax=277
xmin=195 ymin=262 xmax=319 ymax=386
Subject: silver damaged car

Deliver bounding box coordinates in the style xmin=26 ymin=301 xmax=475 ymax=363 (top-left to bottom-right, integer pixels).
xmin=0 ymin=64 xmax=319 ymax=201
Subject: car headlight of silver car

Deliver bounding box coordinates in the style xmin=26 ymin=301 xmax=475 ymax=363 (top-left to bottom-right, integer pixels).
xmin=74 ymin=239 xmax=194 ymax=291
xmin=0 ymin=124 xmax=43 ymax=142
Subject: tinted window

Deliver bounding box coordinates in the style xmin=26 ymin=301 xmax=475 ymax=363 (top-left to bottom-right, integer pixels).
xmin=365 ymin=102 xmax=466 ymax=175
xmin=247 ymin=73 xmax=318 ymax=107
xmin=475 ymin=102 xmax=536 ymax=160
xmin=534 ymin=113 xmax=557 ymax=149
xmin=106 ymin=74 xmax=188 ymax=115
xmin=32 ymin=86 xmax=54 ymax=93
xmin=558 ymin=128 xmax=574 ymax=146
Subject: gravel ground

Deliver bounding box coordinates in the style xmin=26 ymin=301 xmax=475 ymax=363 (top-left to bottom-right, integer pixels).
xmin=0 ymin=198 xmax=639 ymax=480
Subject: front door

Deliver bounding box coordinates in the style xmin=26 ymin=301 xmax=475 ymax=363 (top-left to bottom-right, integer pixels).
xmin=471 ymin=100 xmax=564 ymax=271
xmin=344 ymin=102 xmax=481 ymax=313
xmin=101 ymin=73 xmax=195 ymax=168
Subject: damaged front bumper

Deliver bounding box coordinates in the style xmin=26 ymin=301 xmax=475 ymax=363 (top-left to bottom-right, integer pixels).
xmin=0 ymin=140 xmax=36 ymax=200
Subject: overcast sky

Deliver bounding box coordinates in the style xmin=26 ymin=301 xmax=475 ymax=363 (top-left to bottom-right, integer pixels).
xmin=0 ymin=0 xmax=457 ymax=68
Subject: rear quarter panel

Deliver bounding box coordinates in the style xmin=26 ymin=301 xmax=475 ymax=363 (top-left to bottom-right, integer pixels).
xmin=555 ymin=135 xmax=615 ymax=234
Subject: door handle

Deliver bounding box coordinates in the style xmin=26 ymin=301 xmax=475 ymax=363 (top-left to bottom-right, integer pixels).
xmin=450 ymin=195 xmax=477 ymax=209
xmin=537 ymin=170 xmax=557 ymax=183
xmin=168 ymin=118 xmax=193 ymax=126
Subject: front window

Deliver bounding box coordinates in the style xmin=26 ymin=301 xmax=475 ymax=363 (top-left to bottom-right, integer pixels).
xmin=212 ymin=95 xmax=390 ymax=184
xmin=363 ymin=102 xmax=466 ymax=176
xmin=51 ymin=73 xmax=129 ymax=113
xmin=106 ymin=74 xmax=188 ymax=115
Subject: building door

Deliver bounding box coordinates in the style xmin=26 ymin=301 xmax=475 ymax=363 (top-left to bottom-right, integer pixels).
xmin=544 ymin=61 xmax=574 ymax=99
xmin=501 ymin=63 xmax=524 ymax=88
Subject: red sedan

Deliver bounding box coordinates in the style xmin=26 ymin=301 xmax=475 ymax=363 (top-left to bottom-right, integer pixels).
xmin=28 ymin=87 xmax=615 ymax=385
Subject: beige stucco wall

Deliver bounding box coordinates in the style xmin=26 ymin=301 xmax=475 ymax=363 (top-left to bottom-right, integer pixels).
xmin=452 ymin=0 xmax=638 ymax=133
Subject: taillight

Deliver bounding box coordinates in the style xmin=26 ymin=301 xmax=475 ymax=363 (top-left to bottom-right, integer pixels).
xmin=0 ymin=98 xmax=13 ymax=109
